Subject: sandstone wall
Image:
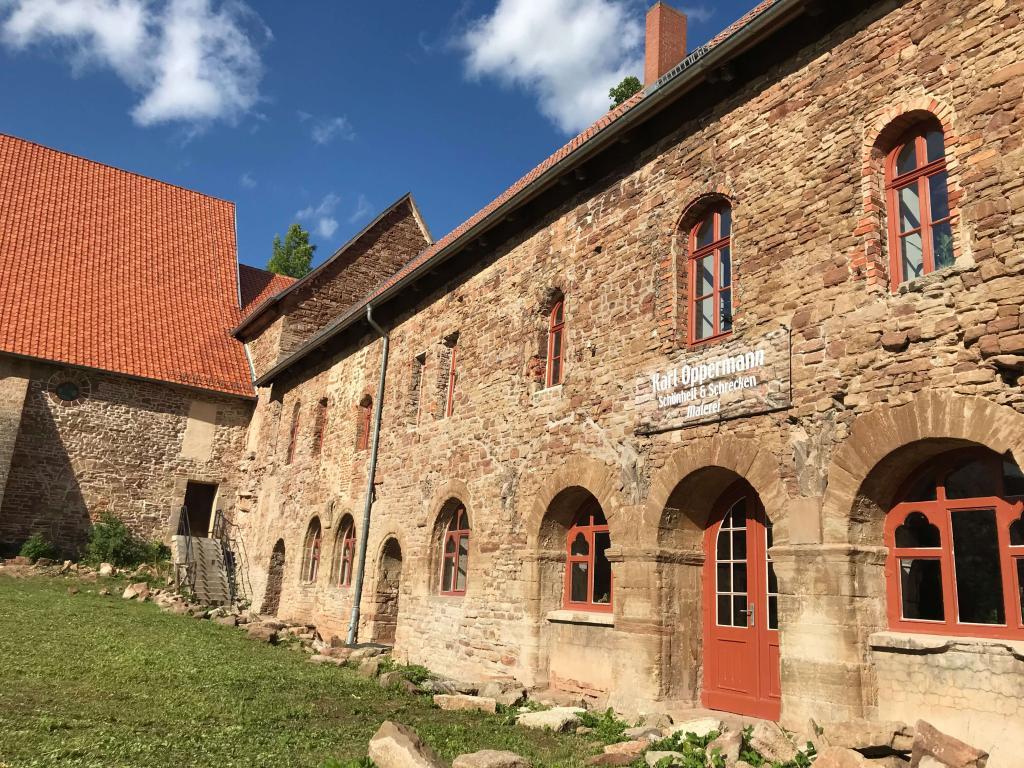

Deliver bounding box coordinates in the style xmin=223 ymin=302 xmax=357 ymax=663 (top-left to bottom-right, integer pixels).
xmin=234 ymin=0 xmax=1024 ymax=753
xmin=0 ymin=358 xmax=252 ymax=556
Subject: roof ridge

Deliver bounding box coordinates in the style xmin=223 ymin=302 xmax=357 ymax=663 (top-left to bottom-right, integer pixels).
xmin=0 ymin=131 xmax=235 ymax=207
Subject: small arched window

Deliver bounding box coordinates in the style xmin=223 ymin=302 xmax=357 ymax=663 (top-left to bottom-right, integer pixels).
xmin=300 ymin=518 xmax=322 ymax=584
xmin=440 ymin=506 xmax=470 ymax=595
xmin=333 ymin=518 xmax=356 ymax=588
xmin=355 ymin=396 xmax=372 ymax=451
xmin=547 ymin=296 xmax=565 ymax=387
xmin=885 ymin=450 xmax=1024 ymax=639
xmin=688 ymin=203 xmax=732 ymax=344
xmin=313 ymin=397 xmax=328 ymax=455
xmin=886 ymin=120 xmax=953 ymax=288
xmin=564 ymin=501 xmax=613 ymax=611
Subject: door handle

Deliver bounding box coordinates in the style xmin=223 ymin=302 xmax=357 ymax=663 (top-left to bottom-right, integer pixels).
xmin=748 ymin=603 xmax=755 ymax=628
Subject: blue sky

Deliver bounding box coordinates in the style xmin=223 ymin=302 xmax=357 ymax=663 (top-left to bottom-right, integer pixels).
xmin=0 ymin=0 xmax=755 ymax=269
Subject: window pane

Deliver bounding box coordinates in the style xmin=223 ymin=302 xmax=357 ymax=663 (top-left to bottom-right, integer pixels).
xmin=552 ymin=301 xmax=563 ymax=325
xmin=901 ymin=231 xmax=924 ymax=280
xmin=895 ymin=511 xmax=941 ymax=548
xmin=593 ymin=531 xmax=612 ymax=604
xmin=457 ymin=538 xmax=468 ymax=592
xmin=697 ymin=255 xmax=714 ymax=295
xmin=717 ymin=563 xmax=731 ymax=592
xmin=1011 ymin=518 xmax=1024 ymax=547
xmin=445 ymin=537 xmax=456 ymax=554
xmin=719 ymin=247 xmax=731 ymax=287
xmin=733 ymin=596 xmax=748 ymax=627
xmin=696 ymin=297 xmax=714 ymax=340
xmin=696 ymin=216 xmax=714 ymax=249
xmin=716 ymin=529 xmax=730 ymax=561
xmin=720 ymin=289 xmax=732 ymax=333
xmin=720 ymin=206 xmax=731 ymax=238
xmin=732 ymin=530 xmax=746 ymax=561
xmin=946 ymin=459 xmax=998 ymax=499
xmin=951 ymin=509 xmax=1005 ymax=625
xmin=733 ymin=562 xmax=747 ymax=593
xmin=570 ymin=532 xmax=589 ymax=556
xmin=896 ymin=141 xmax=917 ymax=175
xmin=718 ymin=595 xmax=731 ymax=625
xmin=570 ymin=562 xmax=589 ymax=602
xmin=769 ymin=595 xmax=779 ymax=630
xmin=1003 ymin=458 xmax=1024 ymax=497
xmin=928 ymin=171 xmax=950 ymax=221
xmin=549 ymin=357 xmax=561 ymax=386
xmin=1017 ymin=559 xmax=1024 ymax=622
xmin=898 ymin=184 xmax=921 ymax=233
xmin=767 ymin=562 xmax=778 ymax=595
xmin=900 ymin=558 xmax=944 ymax=621
xmin=442 ymin=557 xmax=455 ymax=592
xmin=926 ymin=130 xmax=945 ymax=163
xmin=551 ymin=328 xmax=562 ymax=358
xmin=932 ymin=222 xmax=954 ymax=270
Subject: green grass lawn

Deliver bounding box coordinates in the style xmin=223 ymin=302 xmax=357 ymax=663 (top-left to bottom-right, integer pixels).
xmin=0 ymin=574 xmax=597 ymax=768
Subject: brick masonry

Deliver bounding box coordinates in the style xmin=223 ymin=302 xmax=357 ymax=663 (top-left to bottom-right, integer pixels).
xmin=232 ymin=1 xmax=1024 ymax=763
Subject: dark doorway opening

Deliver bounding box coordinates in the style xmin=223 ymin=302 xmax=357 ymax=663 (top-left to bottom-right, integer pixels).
xmin=373 ymin=538 xmax=403 ymax=645
xmin=262 ymin=539 xmax=286 ymax=616
xmin=181 ymin=481 xmax=217 ymax=537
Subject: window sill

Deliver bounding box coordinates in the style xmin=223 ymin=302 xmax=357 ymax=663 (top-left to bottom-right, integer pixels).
xmin=531 ymin=384 xmax=564 ymax=403
xmin=869 ymin=630 xmax=1024 ymax=660
xmin=546 ymin=609 xmax=614 ymax=627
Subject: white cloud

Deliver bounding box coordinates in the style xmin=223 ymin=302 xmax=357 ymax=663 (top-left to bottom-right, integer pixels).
xmin=240 ymin=171 xmax=256 ymax=188
xmin=0 ymin=0 xmax=269 ymax=127
xmin=349 ymin=194 xmax=372 ymax=224
xmin=459 ymin=0 xmax=644 ymax=134
xmin=681 ymin=5 xmax=714 ymax=24
xmin=303 ymin=114 xmax=355 ymax=145
xmin=296 ymin=193 xmax=341 ymax=240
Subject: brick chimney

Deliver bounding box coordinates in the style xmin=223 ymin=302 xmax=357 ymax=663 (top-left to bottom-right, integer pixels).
xmin=644 ymin=2 xmax=688 ymax=86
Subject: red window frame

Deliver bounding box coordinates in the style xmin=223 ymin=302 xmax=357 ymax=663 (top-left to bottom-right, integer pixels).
xmin=439 ymin=506 xmax=470 ymax=596
xmin=885 ymin=122 xmax=953 ymax=291
xmin=445 ymin=345 xmax=457 ymax=418
xmin=335 ymin=522 xmax=355 ymax=587
xmin=286 ymin=402 xmax=301 ymax=464
xmin=355 ymin=398 xmax=372 ymax=451
xmin=302 ymin=519 xmax=322 ymax=584
xmin=884 ymin=450 xmax=1024 ymax=640
xmin=563 ymin=502 xmax=613 ymax=612
xmin=688 ymin=203 xmax=733 ymax=346
xmin=546 ymin=298 xmax=565 ymax=387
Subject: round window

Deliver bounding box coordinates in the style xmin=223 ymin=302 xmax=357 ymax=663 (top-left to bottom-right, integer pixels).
xmin=55 ymin=382 xmax=81 ymax=402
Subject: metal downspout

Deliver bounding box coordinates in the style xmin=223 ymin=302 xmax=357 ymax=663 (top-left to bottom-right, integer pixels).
xmin=346 ymin=305 xmax=390 ymax=645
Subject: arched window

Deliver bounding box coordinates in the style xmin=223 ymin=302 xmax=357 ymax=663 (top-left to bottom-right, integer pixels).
xmin=885 ymin=450 xmax=1024 ymax=639
xmin=547 ymin=296 xmax=565 ymax=387
xmin=564 ymin=501 xmax=613 ymax=611
xmin=286 ymin=401 xmax=302 ymax=464
xmin=300 ymin=518 xmax=322 ymax=584
xmin=332 ymin=518 xmax=356 ymax=588
xmin=313 ymin=397 xmax=328 ymax=455
xmin=355 ymin=396 xmax=372 ymax=451
xmin=439 ymin=505 xmax=470 ymax=595
xmin=886 ymin=120 xmax=953 ymax=288
xmin=688 ymin=202 xmax=732 ymax=344
xmin=445 ymin=341 xmax=458 ymax=418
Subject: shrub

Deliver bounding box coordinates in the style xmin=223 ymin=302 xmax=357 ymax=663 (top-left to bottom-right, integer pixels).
xmin=84 ymin=513 xmax=169 ymax=567
xmin=19 ymin=533 xmax=58 ymax=563
xmin=576 ymin=708 xmax=630 ymax=744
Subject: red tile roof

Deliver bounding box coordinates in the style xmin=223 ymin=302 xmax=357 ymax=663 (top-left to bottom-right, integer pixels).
xmin=0 ymin=133 xmax=254 ymax=397
xmin=238 ymin=264 xmax=296 ymax=318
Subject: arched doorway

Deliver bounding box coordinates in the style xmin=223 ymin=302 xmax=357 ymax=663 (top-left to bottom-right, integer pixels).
xmin=261 ymin=539 xmax=286 ymax=616
xmin=373 ymin=538 xmax=403 ymax=645
xmin=702 ymin=479 xmax=780 ymax=719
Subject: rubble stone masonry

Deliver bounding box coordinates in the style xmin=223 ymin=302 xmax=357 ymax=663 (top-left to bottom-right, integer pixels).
xmin=235 ymin=2 xmax=1024 ymax=762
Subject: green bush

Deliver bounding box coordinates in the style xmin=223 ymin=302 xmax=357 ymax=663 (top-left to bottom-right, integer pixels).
xmin=84 ymin=513 xmax=169 ymax=567
xmin=18 ymin=533 xmax=58 ymax=563
xmin=576 ymin=708 xmax=630 ymax=744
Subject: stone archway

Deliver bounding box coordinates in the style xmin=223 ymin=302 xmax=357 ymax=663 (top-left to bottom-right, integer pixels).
xmin=372 ymin=537 xmax=403 ymax=645
xmin=261 ymin=539 xmax=286 ymax=616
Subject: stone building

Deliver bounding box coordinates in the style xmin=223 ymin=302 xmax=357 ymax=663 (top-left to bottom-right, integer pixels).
xmin=1 ymin=0 xmax=1023 ymax=764
xmin=233 ymin=0 xmax=1024 ymax=763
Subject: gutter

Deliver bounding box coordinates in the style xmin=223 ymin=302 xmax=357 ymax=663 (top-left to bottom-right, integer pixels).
xmin=255 ymin=0 xmax=801 ymax=388
xmin=346 ymin=304 xmax=390 ymax=645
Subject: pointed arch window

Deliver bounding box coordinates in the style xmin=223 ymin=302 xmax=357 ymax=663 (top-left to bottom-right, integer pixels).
xmin=886 ymin=120 xmax=953 ymax=289
xmin=300 ymin=518 xmax=322 ymax=584
xmin=547 ymin=296 xmax=565 ymax=387
xmin=688 ymin=203 xmax=732 ymax=344
xmin=563 ymin=502 xmax=613 ymax=611
xmin=440 ymin=506 xmax=470 ymax=595
xmin=885 ymin=450 xmax=1024 ymax=639
xmin=333 ymin=519 xmax=356 ymax=588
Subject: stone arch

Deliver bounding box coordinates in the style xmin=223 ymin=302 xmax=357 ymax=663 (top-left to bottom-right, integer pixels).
xmin=524 ymin=455 xmax=630 ymax=549
xmin=329 ymin=511 xmax=356 ymax=586
xmin=822 ymin=393 xmax=1024 ymax=545
xmin=854 ymin=95 xmax=964 ymax=290
xmin=643 ymin=435 xmax=791 ymax=548
xmin=299 ymin=515 xmax=323 ymax=583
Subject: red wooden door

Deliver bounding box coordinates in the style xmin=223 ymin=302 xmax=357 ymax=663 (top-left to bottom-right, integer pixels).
xmin=702 ymin=481 xmax=781 ymax=720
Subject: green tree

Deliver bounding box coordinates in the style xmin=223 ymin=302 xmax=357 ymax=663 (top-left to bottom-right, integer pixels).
xmin=609 ymin=75 xmax=642 ymax=109
xmin=267 ymin=223 xmax=316 ymax=278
